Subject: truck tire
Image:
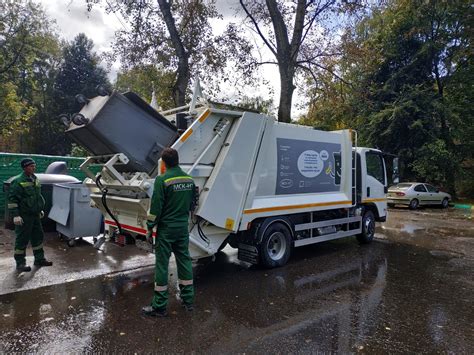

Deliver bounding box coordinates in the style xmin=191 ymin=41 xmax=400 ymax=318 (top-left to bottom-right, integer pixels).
xmin=259 ymin=222 xmax=292 ymax=268
xmin=357 ymin=210 xmax=375 ymax=244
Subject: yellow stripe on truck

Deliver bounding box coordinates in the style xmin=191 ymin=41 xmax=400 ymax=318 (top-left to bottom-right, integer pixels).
xmin=198 ymin=109 xmax=211 ymax=123
xmin=362 ymin=198 xmax=386 ymax=203
xmin=180 ymin=128 xmax=193 ymax=142
xmin=243 ymin=200 xmax=353 ymax=214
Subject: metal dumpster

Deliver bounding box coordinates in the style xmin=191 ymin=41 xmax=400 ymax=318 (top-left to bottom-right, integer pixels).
xmin=49 ymin=182 xmax=102 ymax=246
xmin=64 ymin=91 xmax=178 ymax=174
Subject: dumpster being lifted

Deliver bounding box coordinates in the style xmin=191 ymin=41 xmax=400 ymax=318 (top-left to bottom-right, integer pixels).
xmin=63 ymin=84 xmax=389 ymax=268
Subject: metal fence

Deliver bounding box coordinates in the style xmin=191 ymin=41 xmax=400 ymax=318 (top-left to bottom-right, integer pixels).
xmin=0 ymin=153 xmax=89 ymax=219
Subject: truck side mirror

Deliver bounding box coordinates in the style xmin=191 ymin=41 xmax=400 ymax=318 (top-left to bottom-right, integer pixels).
xmin=392 ymin=157 xmax=399 ymax=184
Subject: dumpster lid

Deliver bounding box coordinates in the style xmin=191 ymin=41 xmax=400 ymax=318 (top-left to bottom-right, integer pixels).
xmin=48 ymin=184 xmax=72 ymax=226
xmin=4 ymin=174 xmax=79 ymax=184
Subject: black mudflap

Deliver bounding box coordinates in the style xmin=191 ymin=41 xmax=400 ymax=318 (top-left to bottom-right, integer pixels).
xmin=238 ymin=243 xmax=259 ymax=264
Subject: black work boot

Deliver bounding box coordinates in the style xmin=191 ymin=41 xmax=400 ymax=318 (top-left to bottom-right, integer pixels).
xmin=182 ymin=303 xmax=194 ymax=312
xmin=16 ymin=264 xmax=32 ymax=272
xmin=34 ymin=259 xmax=53 ymax=267
xmin=141 ymin=306 xmax=168 ymax=317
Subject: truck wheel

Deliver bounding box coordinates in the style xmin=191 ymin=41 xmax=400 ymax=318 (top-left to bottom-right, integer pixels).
xmin=409 ymin=198 xmax=419 ymax=210
xmin=259 ymin=222 xmax=292 ymax=268
xmin=441 ymin=198 xmax=449 ymax=209
xmin=357 ymin=210 xmax=375 ymax=244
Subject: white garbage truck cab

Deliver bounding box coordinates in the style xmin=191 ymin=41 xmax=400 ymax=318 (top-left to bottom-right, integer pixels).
xmin=69 ymin=89 xmax=388 ymax=268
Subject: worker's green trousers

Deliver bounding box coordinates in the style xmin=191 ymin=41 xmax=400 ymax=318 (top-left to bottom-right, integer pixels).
xmin=152 ymin=226 xmax=194 ymax=310
xmin=14 ymin=215 xmax=45 ymax=266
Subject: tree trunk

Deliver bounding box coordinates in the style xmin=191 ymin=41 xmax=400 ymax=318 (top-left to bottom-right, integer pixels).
xmin=265 ymin=0 xmax=305 ymax=122
xmin=278 ymin=67 xmax=295 ymax=123
xmin=157 ymin=0 xmax=190 ymax=107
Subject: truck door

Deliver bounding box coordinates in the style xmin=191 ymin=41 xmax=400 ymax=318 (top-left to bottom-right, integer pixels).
xmin=364 ymin=151 xmax=387 ymax=200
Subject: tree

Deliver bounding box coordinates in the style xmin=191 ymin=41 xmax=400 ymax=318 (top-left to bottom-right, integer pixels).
xmin=115 ymin=65 xmax=175 ymax=110
xmin=101 ymin=0 xmax=232 ymax=107
xmin=54 ymin=33 xmax=111 ymax=115
xmin=0 ymin=1 xmax=51 ymax=140
xmin=302 ymin=0 xmax=473 ymax=194
xmin=26 ymin=34 xmax=66 ymax=155
xmin=238 ymin=0 xmax=347 ymax=122
xmin=237 ymin=95 xmax=274 ymax=115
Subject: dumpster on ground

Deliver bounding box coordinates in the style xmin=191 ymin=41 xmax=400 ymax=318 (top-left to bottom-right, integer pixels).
xmin=49 ymin=182 xmax=102 ymax=246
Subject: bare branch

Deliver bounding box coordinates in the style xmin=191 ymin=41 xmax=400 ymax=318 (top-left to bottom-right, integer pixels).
xmin=289 ymin=0 xmax=307 ymax=60
xmin=298 ymin=61 xmax=351 ymax=86
xmin=295 ymin=1 xmax=335 ymax=60
xmin=239 ymin=0 xmax=277 ymax=56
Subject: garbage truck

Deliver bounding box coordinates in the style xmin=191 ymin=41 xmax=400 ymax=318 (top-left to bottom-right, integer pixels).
xmin=62 ymin=86 xmax=388 ymax=268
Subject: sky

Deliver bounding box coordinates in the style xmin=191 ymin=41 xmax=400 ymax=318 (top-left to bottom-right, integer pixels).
xmin=38 ymin=0 xmax=305 ymax=117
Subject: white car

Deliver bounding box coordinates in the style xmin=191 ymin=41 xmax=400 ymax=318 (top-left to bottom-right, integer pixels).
xmin=387 ymin=182 xmax=451 ymax=209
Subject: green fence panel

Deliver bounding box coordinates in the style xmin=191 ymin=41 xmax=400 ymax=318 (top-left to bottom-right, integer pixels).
xmin=0 ymin=152 xmax=100 ymax=219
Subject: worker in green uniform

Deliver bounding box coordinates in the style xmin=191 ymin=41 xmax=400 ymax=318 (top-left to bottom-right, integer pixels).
xmin=142 ymin=148 xmax=196 ymax=317
xmin=8 ymin=158 xmax=53 ymax=272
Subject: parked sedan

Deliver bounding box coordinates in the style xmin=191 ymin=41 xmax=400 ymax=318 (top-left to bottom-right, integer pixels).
xmin=387 ymin=182 xmax=451 ymax=209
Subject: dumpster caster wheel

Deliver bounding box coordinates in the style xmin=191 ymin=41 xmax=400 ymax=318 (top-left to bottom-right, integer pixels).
xmin=67 ymin=239 xmax=76 ymax=247
xmin=58 ymin=233 xmax=64 ymax=241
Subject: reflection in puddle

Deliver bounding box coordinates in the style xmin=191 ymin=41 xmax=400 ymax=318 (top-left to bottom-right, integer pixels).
xmin=400 ymin=223 xmax=424 ymax=234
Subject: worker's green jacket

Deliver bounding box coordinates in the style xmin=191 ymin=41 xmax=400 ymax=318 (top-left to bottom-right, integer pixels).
xmin=8 ymin=173 xmax=45 ymax=217
xmin=147 ymin=166 xmax=195 ymax=229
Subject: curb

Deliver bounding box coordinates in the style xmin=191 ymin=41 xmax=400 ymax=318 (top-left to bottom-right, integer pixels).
xmin=453 ymin=204 xmax=474 ymax=211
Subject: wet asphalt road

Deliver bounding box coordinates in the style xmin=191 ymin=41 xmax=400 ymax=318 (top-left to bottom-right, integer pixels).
xmin=0 ymin=208 xmax=473 ymax=353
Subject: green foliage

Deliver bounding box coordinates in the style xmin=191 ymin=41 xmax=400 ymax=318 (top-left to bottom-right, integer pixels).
xmin=236 ymin=96 xmax=275 ymax=115
xmin=115 ymin=65 xmax=175 ymax=111
xmin=303 ymin=0 xmax=473 ymax=194
xmin=0 ymin=82 xmax=35 ymax=136
xmin=0 ymin=1 xmax=51 ymax=139
xmin=70 ymin=143 xmax=89 ymax=157
xmin=105 ymin=0 xmax=231 ymax=103
xmin=410 ymin=139 xmax=455 ymax=186
xmin=55 ymin=33 xmax=111 ymax=114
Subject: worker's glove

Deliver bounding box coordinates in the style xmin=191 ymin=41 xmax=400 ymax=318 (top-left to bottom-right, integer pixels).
xmin=40 ymin=211 xmax=45 ymax=219
xmin=146 ymin=229 xmax=154 ymax=244
xmin=13 ymin=216 xmax=24 ymax=226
